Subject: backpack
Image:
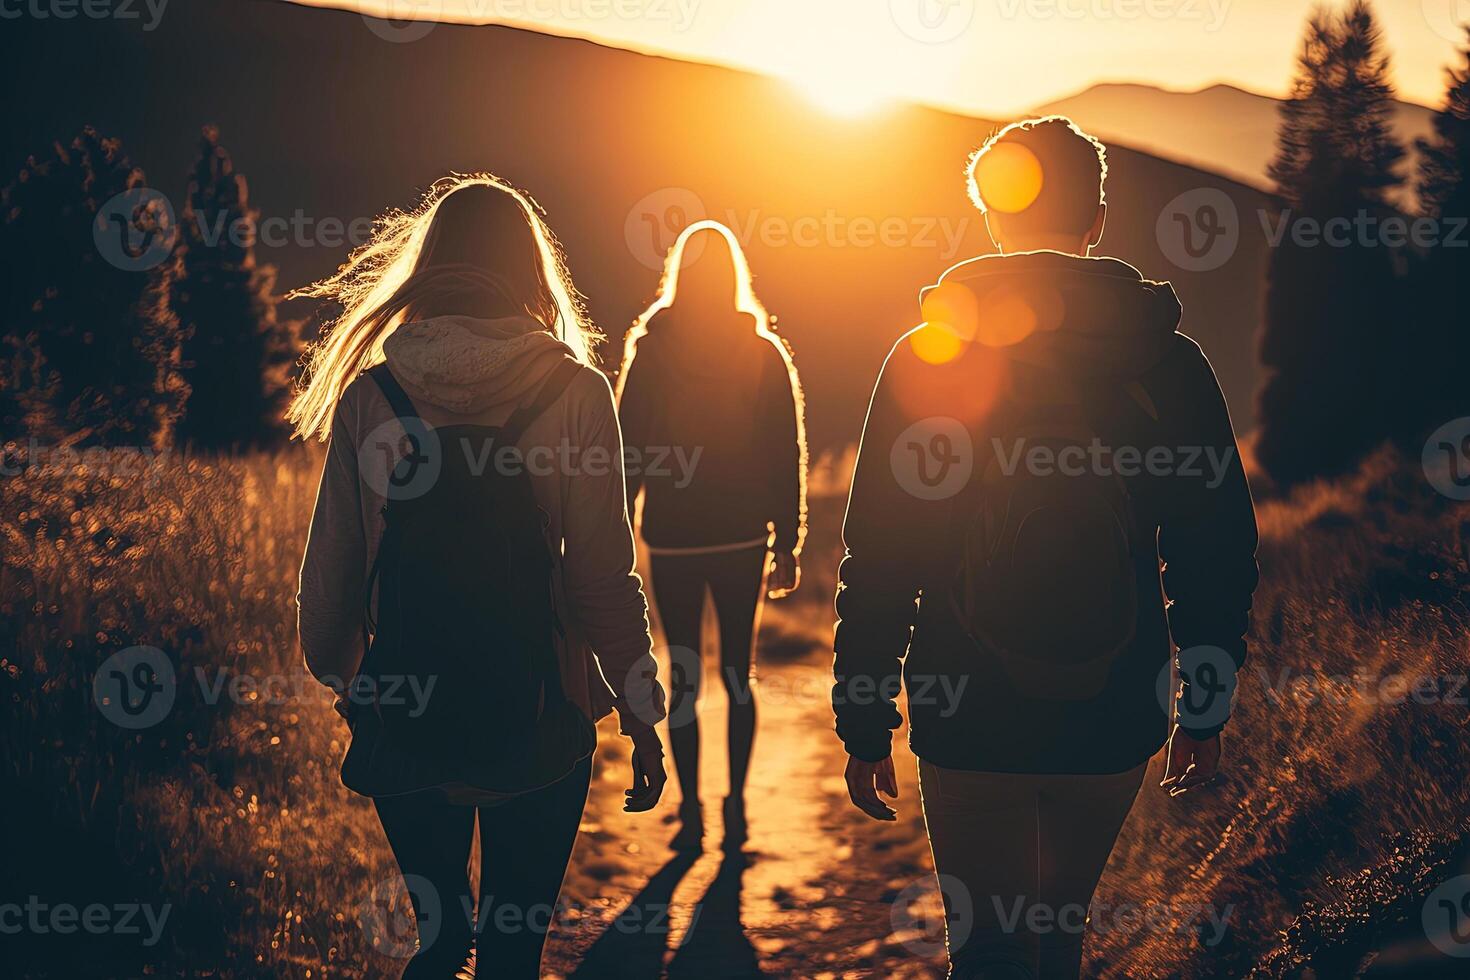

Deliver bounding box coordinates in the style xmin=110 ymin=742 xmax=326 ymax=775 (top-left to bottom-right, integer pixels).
xmin=948 ymin=381 xmax=1149 ymax=701
xmin=342 ymin=358 xmax=596 ymax=799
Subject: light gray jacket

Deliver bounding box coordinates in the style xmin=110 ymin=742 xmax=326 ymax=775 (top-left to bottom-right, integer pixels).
xmin=297 ymin=314 xmax=665 ymax=733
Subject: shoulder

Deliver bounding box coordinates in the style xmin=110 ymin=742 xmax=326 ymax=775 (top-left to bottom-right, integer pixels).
xmin=1156 ymin=332 xmax=1220 ymax=387
xmin=566 ymin=360 xmax=616 ymax=401
xmin=758 ymin=329 xmax=796 ymax=369
xmin=330 ymin=372 xmax=380 ymax=442
xmin=562 ymin=360 xmax=619 ymax=426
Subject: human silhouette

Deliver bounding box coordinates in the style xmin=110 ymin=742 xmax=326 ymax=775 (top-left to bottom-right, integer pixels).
xmin=833 ymin=117 xmax=1260 ymax=979
xmin=294 ymin=175 xmax=669 ymax=979
xmin=618 ymin=221 xmax=808 ymax=852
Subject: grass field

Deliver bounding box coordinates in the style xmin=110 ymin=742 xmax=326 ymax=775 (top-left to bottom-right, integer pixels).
xmin=3 ymin=441 xmax=1469 ymax=977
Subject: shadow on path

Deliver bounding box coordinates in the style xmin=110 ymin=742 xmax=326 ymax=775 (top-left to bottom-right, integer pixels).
xmin=570 ymin=849 xmax=701 ymax=979
xmin=667 ymin=851 xmax=767 ymax=979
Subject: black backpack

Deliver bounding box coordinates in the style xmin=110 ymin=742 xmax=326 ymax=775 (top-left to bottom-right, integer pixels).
xmin=342 ymin=359 xmax=596 ymax=798
xmin=949 ymin=381 xmax=1150 ymax=701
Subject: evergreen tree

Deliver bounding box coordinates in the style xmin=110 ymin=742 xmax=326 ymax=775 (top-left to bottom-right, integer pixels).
xmin=172 ymin=126 xmax=297 ymax=449
xmin=0 ymin=127 xmax=188 ymax=450
xmin=1412 ymin=27 xmax=1470 ymax=427
xmin=1256 ymin=1 xmax=1408 ymax=487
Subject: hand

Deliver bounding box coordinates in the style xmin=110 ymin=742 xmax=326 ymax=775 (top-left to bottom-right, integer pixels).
xmin=624 ymin=727 xmax=668 ymax=813
xmin=768 ymin=550 xmax=801 ymax=599
xmin=845 ymin=754 xmax=898 ymax=820
xmin=1160 ymin=726 xmax=1221 ymax=797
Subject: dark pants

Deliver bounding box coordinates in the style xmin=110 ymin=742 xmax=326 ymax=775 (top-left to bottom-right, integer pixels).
xmin=373 ymin=758 xmax=592 ymax=979
xmin=918 ymin=760 xmax=1147 ymax=979
xmin=648 ymin=544 xmax=767 ymax=804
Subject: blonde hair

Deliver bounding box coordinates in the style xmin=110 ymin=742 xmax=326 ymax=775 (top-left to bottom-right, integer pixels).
xmin=288 ymin=174 xmax=600 ymax=441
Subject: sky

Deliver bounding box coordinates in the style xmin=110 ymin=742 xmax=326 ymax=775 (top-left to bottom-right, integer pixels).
xmin=301 ymin=0 xmax=1466 ymax=117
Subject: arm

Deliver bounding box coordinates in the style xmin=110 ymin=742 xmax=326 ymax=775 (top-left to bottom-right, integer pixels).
xmin=562 ymin=370 xmax=667 ymax=737
xmin=765 ymin=341 xmax=808 ymax=556
xmin=832 ymin=341 xmax=928 ymax=765
xmin=297 ymin=397 xmax=367 ymax=693
xmin=614 ymin=342 xmax=655 ymax=522
xmin=1157 ymin=342 xmax=1260 ymax=741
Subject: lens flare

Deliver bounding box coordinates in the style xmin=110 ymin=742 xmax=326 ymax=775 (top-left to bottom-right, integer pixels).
xmin=973 ymin=142 xmax=1044 ymax=214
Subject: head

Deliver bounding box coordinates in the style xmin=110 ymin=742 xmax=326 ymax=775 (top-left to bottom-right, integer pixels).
xmin=288 ymin=174 xmax=599 ymax=441
xmin=624 ymin=220 xmax=771 ymax=347
xmin=966 ymin=116 xmax=1108 ymax=256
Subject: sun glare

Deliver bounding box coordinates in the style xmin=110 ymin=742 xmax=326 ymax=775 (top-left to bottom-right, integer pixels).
xmin=792 ymin=70 xmax=890 ymax=117
xmin=781 ymin=39 xmax=893 ymax=118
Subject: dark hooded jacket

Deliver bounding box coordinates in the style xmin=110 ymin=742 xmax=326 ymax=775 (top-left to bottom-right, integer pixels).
xmin=618 ymin=308 xmax=806 ymax=553
xmin=832 ymin=252 xmax=1259 ymax=774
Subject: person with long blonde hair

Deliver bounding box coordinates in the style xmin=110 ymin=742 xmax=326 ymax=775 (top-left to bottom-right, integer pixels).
xmin=293 ymin=175 xmax=668 ymax=978
xmin=617 ymin=221 xmax=807 ymax=852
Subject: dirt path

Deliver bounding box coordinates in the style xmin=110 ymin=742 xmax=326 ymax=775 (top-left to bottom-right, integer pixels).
xmin=542 ymin=650 xmax=946 ymax=979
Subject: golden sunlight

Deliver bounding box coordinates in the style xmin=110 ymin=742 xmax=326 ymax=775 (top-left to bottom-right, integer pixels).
xmin=779 ymin=33 xmax=893 ymax=118
xmin=787 ymin=66 xmax=890 ymax=118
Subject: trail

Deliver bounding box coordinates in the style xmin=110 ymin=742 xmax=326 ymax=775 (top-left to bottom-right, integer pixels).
xmin=543 ymin=649 xmax=946 ymax=979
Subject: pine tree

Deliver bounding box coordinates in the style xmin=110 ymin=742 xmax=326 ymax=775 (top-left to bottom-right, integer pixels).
xmin=1412 ymin=27 xmax=1470 ymax=427
xmin=172 ymin=126 xmax=297 ymax=449
xmin=1255 ymin=1 xmax=1408 ymax=487
xmin=0 ymin=127 xmax=188 ymax=450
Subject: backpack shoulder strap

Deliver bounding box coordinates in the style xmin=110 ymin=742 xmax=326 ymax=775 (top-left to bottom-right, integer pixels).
xmin=500 ymin=358 xmax=583 ymax=447
xmin=366 ymin=362 xmax=420 ymax=422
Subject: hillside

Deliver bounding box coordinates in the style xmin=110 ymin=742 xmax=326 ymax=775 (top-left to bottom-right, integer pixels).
xmin=1 ymin=0 xmax=1277 ymax=448
xmin=1035 ymin=81 xmax=1435 ymax=205
xmin=5 ymin=443 xmax=1469 ymax=976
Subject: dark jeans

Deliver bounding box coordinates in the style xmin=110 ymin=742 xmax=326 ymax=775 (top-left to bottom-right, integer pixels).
xmin=648 ymin=544 xmax=767 ymax=804
xmin=917 ymin=759 xmax=1147 ymax=979
xmin=373 ymin=757 xmax=592 ymax=979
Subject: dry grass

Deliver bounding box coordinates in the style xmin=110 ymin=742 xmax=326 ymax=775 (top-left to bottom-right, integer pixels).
xmin=3 ymin=443 xmax=1468 ymax=978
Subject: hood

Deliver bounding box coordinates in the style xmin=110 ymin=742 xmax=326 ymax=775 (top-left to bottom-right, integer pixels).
xmin=382 ymin=314 xmax=577 ymax=414
xmin=926 ymin=251 xmax=1181 ymax=379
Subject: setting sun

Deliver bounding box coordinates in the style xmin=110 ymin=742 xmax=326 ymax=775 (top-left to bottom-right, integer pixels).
xmin=789 ymin=66 xmax=890 ymax=118
xmin=782 ymin=43 xmax=893 ymax=117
